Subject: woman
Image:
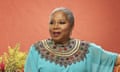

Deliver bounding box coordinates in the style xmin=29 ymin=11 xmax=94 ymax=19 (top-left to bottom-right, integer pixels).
xmin=24 ymin=7 xmax=120 ymax=72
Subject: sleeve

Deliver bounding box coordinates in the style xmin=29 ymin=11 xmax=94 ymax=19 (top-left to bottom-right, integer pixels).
xmin=89 ymin=43 xmax=118 ymax=72
xmin=24 ymin=45 xmax=39 ymax=72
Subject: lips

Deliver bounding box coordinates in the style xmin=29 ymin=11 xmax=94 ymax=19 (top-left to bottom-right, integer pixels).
xmin=53 ymin=32 xmax=61 ymax=37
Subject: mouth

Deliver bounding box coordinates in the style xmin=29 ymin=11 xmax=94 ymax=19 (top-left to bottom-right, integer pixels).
xmin=52 ymin=32 xmax=61 ymax=37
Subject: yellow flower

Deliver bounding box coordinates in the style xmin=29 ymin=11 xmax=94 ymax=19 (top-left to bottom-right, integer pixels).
xmin=0 ymin=57 xmax=2 ymax=63
xmin=3 ymin=43 xmax=27 ymax=71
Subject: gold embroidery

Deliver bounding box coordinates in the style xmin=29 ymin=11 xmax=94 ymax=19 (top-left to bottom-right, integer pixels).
xmin=42 ymin=39 xmax=80 ymax=57
xmin=34 ymin=39 xmax=89 ymax=67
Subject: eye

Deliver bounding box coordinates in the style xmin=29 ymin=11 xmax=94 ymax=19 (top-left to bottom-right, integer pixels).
xmin=49 ymin=21 xmax=54 ymax=24
xmin=59 ymin=21 xmax=66 ymax=24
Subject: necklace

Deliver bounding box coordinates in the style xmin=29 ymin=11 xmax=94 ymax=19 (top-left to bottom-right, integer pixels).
xmin=34 ymin=39 xmax=89 ymax=67
xmin=42 ymin=38 xmax=80 ymax=56
xmin=52 ymin=38 xmax=71 ymax=47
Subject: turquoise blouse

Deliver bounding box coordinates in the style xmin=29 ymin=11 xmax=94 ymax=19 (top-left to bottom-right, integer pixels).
xmin=24 ymin=40 xmax=117 ymax=72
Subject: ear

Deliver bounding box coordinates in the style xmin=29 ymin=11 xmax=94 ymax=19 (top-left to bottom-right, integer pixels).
xmin=69 ymin=25 xmax=74 ymax=36
xmin=70 ymin=24 xmax=74 ymax=31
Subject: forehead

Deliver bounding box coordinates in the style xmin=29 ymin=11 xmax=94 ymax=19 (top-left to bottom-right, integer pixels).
xmin=51 ymin=11 xmax=68 ymax=20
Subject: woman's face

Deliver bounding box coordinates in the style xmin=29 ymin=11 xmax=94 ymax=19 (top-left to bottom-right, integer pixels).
xmin=49 ymin=11 xmax=73 ymax=43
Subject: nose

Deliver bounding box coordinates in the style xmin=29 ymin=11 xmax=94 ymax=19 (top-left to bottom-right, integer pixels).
xmin=53 ymin=23 xmax=59 ymax=29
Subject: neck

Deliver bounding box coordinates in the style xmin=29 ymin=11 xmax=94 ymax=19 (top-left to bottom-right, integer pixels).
xmin=52 ymin=38 xmax=71 ymax=46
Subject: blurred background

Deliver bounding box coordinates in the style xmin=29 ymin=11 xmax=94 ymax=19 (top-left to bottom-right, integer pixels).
xmin=0 ymin=0 xmax=120 ymax=55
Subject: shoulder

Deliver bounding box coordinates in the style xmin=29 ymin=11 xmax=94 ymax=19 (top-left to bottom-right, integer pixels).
xmin=75 ymin=39 xmax=89 ymax=46
xmin=29 ymin=39 xmax=47 ymax=53
xmin=87 ymin=41 xmax=118 ymax=58
xmin=34 ymin=39 xmax=48 ymax=49
xmin=75 ymin=39 xmax=101 ymax=50
xmin=89 ymin=42 xmax=103 ymax=51
xmin=75 ymin=39 xmax=104 ymax=54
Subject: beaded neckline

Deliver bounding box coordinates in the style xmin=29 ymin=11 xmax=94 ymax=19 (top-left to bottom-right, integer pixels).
xmin=34 ymin=39 xmax=89 ymax=67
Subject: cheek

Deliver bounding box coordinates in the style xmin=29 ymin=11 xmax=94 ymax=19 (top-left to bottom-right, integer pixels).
xmin=62 ymin=24 xmax=71 ymax=31
xmin=49 ymin=28 xmax=52 ymax=35
xmin=49 ymin=29 xmax=52 ymax=34
xmin=49 ymin=26 xmax=52 ymax=32
xmin=62 ymin=26 xmax=71 ymax=34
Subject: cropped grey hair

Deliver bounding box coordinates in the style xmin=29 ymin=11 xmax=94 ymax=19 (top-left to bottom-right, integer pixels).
xmin=49 ymin=7 xmax=74 ymax=27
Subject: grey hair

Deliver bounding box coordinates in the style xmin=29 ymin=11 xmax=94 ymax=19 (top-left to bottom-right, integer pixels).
xmin=49 ymin=7 xmax=74 ymax=27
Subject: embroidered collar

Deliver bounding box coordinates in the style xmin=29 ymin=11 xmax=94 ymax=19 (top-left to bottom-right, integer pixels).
xmin=34 ymin=39 xmax=89 ymax=67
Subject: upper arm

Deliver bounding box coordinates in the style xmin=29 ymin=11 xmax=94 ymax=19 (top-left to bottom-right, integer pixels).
xmin=89 ymin=43 xmax=118 ymax=72
xmin=24 ymin=45 xmax=39 ymax=72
